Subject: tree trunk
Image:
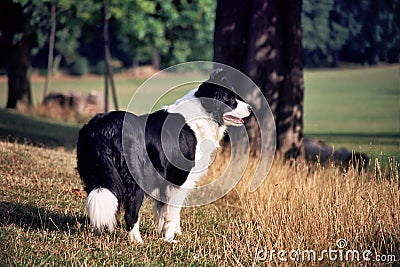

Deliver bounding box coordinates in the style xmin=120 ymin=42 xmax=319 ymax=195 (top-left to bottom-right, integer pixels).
xmin=53 ymin=54 xmax=62 ymax=75
xmin=214 ymin=0 xmax=304 ymax=159
xmin=103 ymin=0 xmax=118 ymax=111
xmin=43 ymin=0 xmax=56 ymax=100
xmin=104 ymin=69 xmax=109 ymax=112
xmin=1 ymin=0 xmax=33 ymax=109
xmin=6 ymin=38 xmax=32 ymax=109
xmin=152 ymin=47 xmax=161 ymax=70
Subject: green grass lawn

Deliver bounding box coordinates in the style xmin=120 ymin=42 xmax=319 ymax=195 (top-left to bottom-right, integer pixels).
xmin=0 ymin=77 xmax=145 ymax=111
xmin=303 ymin=65 xmax=399 ymax=162
xmin=304 ymin=66 xmax=399 ymax=135
xmin=0 ymin=109 xmax=79 ymax=149
xmin=0 ymin=65 xmax=398 ymax=161
xmin=0 ymin=73 xmax=208 ymax=112
xmin=0 ymin=66 xmax=399 ymax=266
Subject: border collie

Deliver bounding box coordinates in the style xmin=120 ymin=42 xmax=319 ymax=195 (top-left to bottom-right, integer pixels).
xmin=76 ymin=69 xmax=251 ymax=243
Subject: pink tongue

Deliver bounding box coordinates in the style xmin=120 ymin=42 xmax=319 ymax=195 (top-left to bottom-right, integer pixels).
xmin=223 ymin=115 xmax=244 ymax=124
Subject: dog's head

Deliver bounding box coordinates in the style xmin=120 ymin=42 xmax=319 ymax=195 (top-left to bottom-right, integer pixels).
xmin=195 ymin=69 xmax=251 ymax=126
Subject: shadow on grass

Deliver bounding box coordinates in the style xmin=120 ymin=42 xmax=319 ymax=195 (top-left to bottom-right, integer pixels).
xmin=0 ymin=201 xmax=86 ymax=234
xmin=0 ymin=109 xmax=80 ymax=150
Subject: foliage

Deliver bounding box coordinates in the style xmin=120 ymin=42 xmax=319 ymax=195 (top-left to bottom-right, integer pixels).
xmin=91 ymin=60 xmax=105 ymax=75
xmin=13 ymin=0 xmax=216 ymax=71
xmin=69 ymin=56 xmax=89 ymax=76
xmin=10 ymin=0 xmax=50 ymax=55
xmin=302 ymin=0 xmax=400 ymax=66
xmin=115 ymin=0 xmax=216 ymax=67
xmin=5 ymin=0 xmax=399 ymax=71
xmin=342 ymin=0 xmax=400 ymax=64
xmin=302 ymin=0 xmax=335 ymax=65
xmin=54 ymin=1 xmax=97 ymax=65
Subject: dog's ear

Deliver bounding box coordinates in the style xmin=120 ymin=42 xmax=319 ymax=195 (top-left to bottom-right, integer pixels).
xmin=209 ymin=68 xmax=225 ymax=81
xmin=208 ymin=68 xmax=234 ymax=92
xmin=196 ymin=82 xmax=222 ymax=114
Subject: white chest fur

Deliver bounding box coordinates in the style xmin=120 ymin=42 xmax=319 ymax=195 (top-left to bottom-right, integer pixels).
xmin=164 ymin=89 xmax=226 ymax=188
xmin=183 ymin=119 xmax=225 ymax=188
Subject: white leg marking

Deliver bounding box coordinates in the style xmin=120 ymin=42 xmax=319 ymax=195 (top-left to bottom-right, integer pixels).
xmin=161 ymin=205 xmax=182 ymax=243
xmin=153 ymin=201 xmax=165 ymax=234
xmin=157 ymin=186 xmax=191 ymax=242
xmin=128 ymin=216 xmax=143 ymax=244
xmin=174 ymin=209 xmax=182 ymax=236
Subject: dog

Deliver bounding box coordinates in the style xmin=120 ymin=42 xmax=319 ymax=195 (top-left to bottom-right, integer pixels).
xmin=76 ymin=69 xmax=251 ymax=243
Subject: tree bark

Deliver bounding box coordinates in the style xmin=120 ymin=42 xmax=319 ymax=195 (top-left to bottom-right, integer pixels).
xmin=0 ymin=0 xmax=33 ymax=109
xmin=214 ymin=0 xmax=304 ymax=158
xmin=103 ymin=0 xmax=118 ymax=111
xmin=43 ymin=0 xmax=56 ymax=100
xmin=6 ymin=38 xmax=32 ymax=109
xmin=152 ymin=47 xmax=161 ymax=70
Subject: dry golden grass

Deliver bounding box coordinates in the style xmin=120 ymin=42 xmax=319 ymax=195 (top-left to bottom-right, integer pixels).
xmin=205 ymin=149 xmax=400 ymax=264
xmin=0 ymin=141 xmax=399 ymax=266
xmin=16 ymin=102 xmax=93 ymax=124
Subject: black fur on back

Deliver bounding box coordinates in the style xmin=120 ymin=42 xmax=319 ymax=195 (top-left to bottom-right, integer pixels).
xmin=77 ymin=110 xmax=197 ymax=203
xmin=143 ymin=110 xmax=197 ymax=186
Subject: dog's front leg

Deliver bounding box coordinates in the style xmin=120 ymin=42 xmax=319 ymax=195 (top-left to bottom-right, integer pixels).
xmin=155 ymin=186 xmax=187 ymax=242
xmin=154 ymin=202 xmax=182 ymax=242
xmin=153 ymin=200 xmax=165 ymax=234
xmin=161 ymin=204 xmax=181 ymax=243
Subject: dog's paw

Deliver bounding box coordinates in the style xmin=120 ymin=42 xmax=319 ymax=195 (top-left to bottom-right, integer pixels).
xmin=129 ymin=234 xmax=144 ymax=244
xmin=128 ymin=229 xmax=144 ymax=244
xmin=156 ymin=217 xmax=165 ymax=234
xmin=162 ymin=220 xmax=179 ymax=243
xmin=174 ymin=226 xmax=182 ymax=236
xmin=160 ymin=236 xmax=179 ymax=244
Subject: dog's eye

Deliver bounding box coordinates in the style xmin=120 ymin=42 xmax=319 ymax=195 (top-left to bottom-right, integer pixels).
xmin=226 ymin=98 xmax=237 ymax=108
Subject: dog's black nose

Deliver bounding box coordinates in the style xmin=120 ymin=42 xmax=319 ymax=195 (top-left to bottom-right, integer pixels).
xmin=247 ymin=104 xmax=252 ymax=113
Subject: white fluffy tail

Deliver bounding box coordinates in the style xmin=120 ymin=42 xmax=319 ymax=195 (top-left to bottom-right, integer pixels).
xmin=87 ymin=188 xmax=118 ymax=233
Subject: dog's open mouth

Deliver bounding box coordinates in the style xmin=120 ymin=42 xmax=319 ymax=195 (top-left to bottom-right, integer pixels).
xmin=223 ymin=114 xmax=244 ymax=125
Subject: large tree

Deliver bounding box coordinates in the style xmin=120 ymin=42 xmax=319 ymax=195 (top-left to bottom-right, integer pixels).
xmin=214 ymin=0 xmax=304 ymax=158
xmin=0 ymin=0 xmax=91 ymax=109
xmin=0 ymin=0 xmax=33 ymax=109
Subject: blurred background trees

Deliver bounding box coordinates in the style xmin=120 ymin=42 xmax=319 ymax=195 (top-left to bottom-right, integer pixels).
xmin=0 ymin=0 xmax=398 ymax=109
xmin=302 ymin=0 xmax=400 ymax=67
xmin=23 ymin=0 xmax=216 ymax=72
xmin=1 ymin=0 xmax=397 ymax=75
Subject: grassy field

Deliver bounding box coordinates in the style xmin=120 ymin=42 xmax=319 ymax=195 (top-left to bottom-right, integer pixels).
xmin=1 ymin=66 xmax=398 ymax=154
xmin=0 ymin=141 xmax=399 ymax=266
xmin=0 ymin=65 xmax=399 ymax=265
xmin=303 ymin=66 xmax=399 ymax=162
